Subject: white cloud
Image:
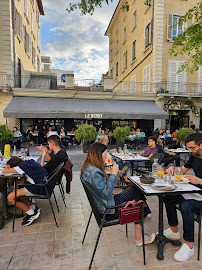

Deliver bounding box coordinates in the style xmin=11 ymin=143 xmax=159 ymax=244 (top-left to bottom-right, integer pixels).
xmin=41 ymin=0 xmax=118 ymax=79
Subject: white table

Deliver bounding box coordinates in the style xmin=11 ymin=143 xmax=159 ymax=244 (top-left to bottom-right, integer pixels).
xmin=166 ymin=148 xmax=189 ymax=154
xmin=129 ymin=175 xmax=201 ymax=260
xmin=111 ymin=152 xmax=149 ymax=176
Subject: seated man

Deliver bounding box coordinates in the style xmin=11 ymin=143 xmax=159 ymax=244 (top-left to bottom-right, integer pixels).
xmin=156 ymin=136 xmax=180 ymax=167
xmin=134 ymin=136 xmax=158 ymax=168
xmin=1 ymin=156 xmax=48 ymax=226
xmin=164 ymin=133 xmax=202 ymax=262
xmin=40 ymin=135 xmax=68 ymax=175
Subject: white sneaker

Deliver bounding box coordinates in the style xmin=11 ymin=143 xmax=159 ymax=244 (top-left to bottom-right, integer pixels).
xmin=163 ymin=227 xmax=180 ymax=240
xmin=135 ymin=233 xmax=156 ymax=247
xmin=174 ymin=243 xmax=195 ymax=262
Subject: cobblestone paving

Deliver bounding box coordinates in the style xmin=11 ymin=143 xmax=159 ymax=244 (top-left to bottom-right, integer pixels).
xmin=0 ymin=145 xmax=200 ymax=269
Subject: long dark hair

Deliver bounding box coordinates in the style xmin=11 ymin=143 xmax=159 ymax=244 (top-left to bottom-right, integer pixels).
xmin=81 ymin=143 xmax=107 ymax=176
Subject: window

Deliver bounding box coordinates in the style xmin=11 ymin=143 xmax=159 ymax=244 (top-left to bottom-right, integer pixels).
xmin=168 ymin=60 xmax=186 ymax=93
xmin=36 ymin=5 xmax=40 ymax=23
xmin=32 ymin=43 xmax=36 ymax=64
xmin=110 ymin=32 xmax=113 ymax=43
xmin=37 ymin=30 xmax=40 ymax=48
xmin=132 ymin=40 xmax=136 ymax=61
xmin=15 ymin=9 xmax=23 ymax=40
xmin=110 ymin=49 xmax=112 ymax=62
xmin=123 ymin=27 xmax=126 ymax=43
xmin=198 ymin=66 xmax=202 ymax=93
xmin=143 ymin=64 xmax=150 ymax=92
xmin=116 ymin=20 xmax=119 ymax=32
xmin=167 ymin=13 xmax=185 ymax=41
xmin=110 ymin=68 xmax=113 ymax=78
xmin=132 ymin=10 xmax=137 ymax=30
xmin=122 ymin=82 xmax=126 ymax=92
xmin=145 ymin=22 xmax=151 ymax=48
xmin=145 ymin=0 xmax=151 ymax=12
xmin=31 ymin=12 xmax=34 ymax=33
xmin=24 ymin=0 xmax=28 ymax=17
xmin=29 ymin=35 xmax=32 ymax=56
xmin=123 ymin=51 xmax=127 ymax=71
xmin=130 ymin=75 xmax=136 ymax=93
xmin=116 ymin=62 xmax=118 ymax=77
xmin=116 ymin=40 xmax=119 ymax=53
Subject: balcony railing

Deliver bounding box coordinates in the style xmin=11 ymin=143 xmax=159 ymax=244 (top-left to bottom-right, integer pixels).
xmin=113 ymin=81 xmax=156 ymax=94
xmin=0 ymin=72 xmax=11 ymax=90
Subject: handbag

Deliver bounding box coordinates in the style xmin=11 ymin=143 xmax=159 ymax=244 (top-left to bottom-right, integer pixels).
xmin=118 ymin=200 xmax=145 ymax=225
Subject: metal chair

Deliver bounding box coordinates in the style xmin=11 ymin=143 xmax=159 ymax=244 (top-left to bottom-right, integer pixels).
xmin=12 ymin=162 xmax=64 ymax=232
xmin=135 ymin=153 xmax=164 ymax=175
xmin=176 ymin=204 xmax=202 ymax=260
xmin=81 ymin=177 xmax=146 ymax=270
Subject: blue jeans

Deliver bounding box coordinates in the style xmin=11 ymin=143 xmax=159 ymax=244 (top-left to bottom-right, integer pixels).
xmin=164 ymin=195 xmax=202 ymax=242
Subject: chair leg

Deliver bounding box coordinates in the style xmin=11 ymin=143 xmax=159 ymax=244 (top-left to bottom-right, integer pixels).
xmin=48 ymin=195 xmax=58 ymax=227
xmin=12 ymin=186 xmax=17 ymax=232
xmin=198 ymin=212 xmax=201 ymax=260
xmin=82 ymin=211 xmax=92 ymax=244
xmin=126 ymin=224 xmax=128 ymax=237
xmin=59 ymin=183 xmax=67 ymax=208
xmin=141 ymin=203 xmax=146 ymax=265
xmin=53 ymin=191 xmax=60 ymax=213
xmin=88 ymin=212 xmax=106 ymax=270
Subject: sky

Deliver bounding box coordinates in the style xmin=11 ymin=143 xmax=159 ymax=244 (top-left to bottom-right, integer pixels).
xmin=40 ymin=0 xmax=118 ymax=80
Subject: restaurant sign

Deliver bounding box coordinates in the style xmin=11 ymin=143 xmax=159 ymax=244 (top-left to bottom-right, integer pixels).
xmin=85 ymin=113 xmax=103 ymax=119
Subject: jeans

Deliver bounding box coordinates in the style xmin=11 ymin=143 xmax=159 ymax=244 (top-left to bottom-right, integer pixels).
xmin=164 ymin=195 xmax=202 ymax=242
xmin=162 ymin=154 xmax=180 ymax=167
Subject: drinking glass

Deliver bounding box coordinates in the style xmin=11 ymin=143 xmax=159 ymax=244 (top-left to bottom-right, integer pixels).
xmin=156 ymin=165 xmax=165 ymax=182
xmin=132 ymin=152 xmax=137 ymax=158
xmin=174 ymin=167 xmax=183 ymax=184
xmin=164 ymin=174 xmax=171 ymax=184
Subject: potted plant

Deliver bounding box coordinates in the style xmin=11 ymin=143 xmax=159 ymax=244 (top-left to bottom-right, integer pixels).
xmin=75 ymin=124 xmax=97 ymax=153
xmin=175 ymin=128 xmax=195 ymax=146
xmin=112 ymin=126 xmax=131 ymax=148
xmin=0 ymin=124 xmax=14 ymax=154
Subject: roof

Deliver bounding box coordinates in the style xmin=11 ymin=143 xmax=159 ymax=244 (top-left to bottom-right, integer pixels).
xmin=37 ymin=0 xmax=45 ymax=15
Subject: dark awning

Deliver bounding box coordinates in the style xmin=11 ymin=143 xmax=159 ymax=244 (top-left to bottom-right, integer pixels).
xmin=3 ymin=97 xmax=168 ymax=119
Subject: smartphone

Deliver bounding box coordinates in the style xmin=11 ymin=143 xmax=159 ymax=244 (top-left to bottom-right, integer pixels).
xmin=117 ymin=166 xmax=128 ymax=177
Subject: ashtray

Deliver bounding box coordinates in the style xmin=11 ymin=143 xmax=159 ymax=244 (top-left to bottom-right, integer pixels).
xmin=140 ymin=176 xmax=155 ymax=185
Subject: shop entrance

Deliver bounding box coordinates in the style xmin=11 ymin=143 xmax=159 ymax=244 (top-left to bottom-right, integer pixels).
xmin=169 ymin=110 xmax=189 ymax=132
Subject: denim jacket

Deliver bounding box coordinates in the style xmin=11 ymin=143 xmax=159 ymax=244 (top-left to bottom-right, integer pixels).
xmin=82 ymin=165 xmax=118 ymax=214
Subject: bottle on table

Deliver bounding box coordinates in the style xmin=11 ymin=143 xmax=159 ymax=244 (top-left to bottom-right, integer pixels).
xmin=13 ymin=145 xmax=17 ymax=156
xmin=152 ymin=159 xmax=158 ymax=178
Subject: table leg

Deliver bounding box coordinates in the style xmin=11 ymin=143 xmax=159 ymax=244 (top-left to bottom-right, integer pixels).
xmin=155 ymin=195 xmax=181 ymax=260
xmin=130 ymin=161 xmax=134 ymax=176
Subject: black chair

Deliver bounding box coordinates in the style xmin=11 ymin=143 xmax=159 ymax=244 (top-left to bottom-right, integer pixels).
xmin=135 ymin=153 xmax=164 ymax=175
xmin=12 ymin=162 xmax=64 ymax=232
xmin=176 ymin=204 xmax=202 ymax=260
xmin=81 ymin=177 xmax=146 ymax=270
xmin=55 ymin=169 xmax=67 ymax=208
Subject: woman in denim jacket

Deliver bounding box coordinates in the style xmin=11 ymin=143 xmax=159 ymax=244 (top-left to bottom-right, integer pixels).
xmin=81 ymin=143 xmax=155 ymax=246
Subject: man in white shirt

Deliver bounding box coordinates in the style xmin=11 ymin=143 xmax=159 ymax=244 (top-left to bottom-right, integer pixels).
xmin=164 ymin=133 xmax=202 ymax=262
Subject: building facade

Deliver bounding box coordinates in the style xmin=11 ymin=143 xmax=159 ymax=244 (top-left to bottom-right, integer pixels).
xmin=105 ymin=0 xmax=202 ymax=131
xmin=0 ymin=0 xmax=44 ymax=127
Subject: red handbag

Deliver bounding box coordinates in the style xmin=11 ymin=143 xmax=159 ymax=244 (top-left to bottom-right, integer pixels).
xmin=118 ymin=200 xmax=145 ymax=225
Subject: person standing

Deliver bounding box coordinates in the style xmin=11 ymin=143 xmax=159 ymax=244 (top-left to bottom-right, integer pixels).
xmin=190 ymin=121 xmax=195 ymax=130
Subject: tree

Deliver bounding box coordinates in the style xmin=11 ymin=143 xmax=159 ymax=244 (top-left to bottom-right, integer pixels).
xmin=66 ymin=0 xmax=150 ymax=15
xmin=169 ymin=2 xmax=202 ymax=74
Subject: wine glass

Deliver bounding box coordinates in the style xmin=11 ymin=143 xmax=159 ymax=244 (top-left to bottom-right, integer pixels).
xmin=156 ymin=165 xmax=165 ymax=182
xmin=174 ymin=167 xmax=183 ymax=184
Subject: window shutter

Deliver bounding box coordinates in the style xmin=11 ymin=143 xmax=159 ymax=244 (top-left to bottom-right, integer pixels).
xmin=29 ymin=36 xmax=32 ymax=56
xmin=14 ymin=6 xmax=16 ymax=32
xmin=122 ymin=82 xmax=126 ymax=92
xmin=145 ymin=26 xmax=148 ymax=48
xmin=20 ymin=15 xmax=23 ymax=40
xmin=167 ymin=13 xmax=173 ymax=40
xmin=130 ymin=75 xmax=136 ymax=92
xmin=198 ymin=66 xmax=202 ymax=93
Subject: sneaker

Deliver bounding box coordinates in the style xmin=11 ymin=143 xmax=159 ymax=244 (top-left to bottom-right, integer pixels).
xmin=135 ymin=233 xmax=156 ymax=247
xmin=23 ymin=206 xmax=41 ymax=221
xmin=21 ymin=209 xmax=40 ymax=226
xmin=163 ymin=227 xmax=180 ymax=240
xmin=174 ymin=243 xmax=195 ymax=262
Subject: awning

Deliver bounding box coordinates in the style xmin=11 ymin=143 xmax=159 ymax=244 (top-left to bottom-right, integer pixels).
xmin=3 ymin=97 xmax=168 ymax=119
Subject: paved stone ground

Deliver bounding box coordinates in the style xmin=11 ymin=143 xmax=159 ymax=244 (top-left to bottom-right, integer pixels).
xmin=0 ymin=145 xmax=200 ymax=269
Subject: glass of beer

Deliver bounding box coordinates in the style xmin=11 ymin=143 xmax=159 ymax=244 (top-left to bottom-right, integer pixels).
xmin=156 ymin=165 xmax=165 ymax=182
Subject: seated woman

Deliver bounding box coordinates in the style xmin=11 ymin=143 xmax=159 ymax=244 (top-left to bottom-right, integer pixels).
xmin=1 ymin=156 xmax=48 ymax=227
xmin=81 ymin=143 xmax=155 ymax=246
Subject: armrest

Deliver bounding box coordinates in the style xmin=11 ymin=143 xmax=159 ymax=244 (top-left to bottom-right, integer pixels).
xmin=16 ymin=182 xmax=46 ymax=188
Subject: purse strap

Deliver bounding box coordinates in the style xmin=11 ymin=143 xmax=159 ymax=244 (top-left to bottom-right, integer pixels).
xmin=124 ymin=199 xmax=146 ymax=208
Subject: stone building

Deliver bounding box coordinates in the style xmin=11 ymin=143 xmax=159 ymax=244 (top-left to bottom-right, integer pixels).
xmin=105 ymin=0 xmax=202 ymax=131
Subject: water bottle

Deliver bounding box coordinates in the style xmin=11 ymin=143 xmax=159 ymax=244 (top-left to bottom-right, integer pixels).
xmin=13 ymin=145 xmax=17 ymax=156
xmin=152 ymin=158 xmax=158 ymax=178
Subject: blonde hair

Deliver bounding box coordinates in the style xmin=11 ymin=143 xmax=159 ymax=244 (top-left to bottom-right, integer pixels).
xmin=166 ymin=130 xmax=170 ymax=134
xmin=95 ymin=135 xmax=106 ymax=144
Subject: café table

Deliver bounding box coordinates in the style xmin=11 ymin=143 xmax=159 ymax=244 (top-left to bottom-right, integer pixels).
xmin=0 ymin=156 xmax=40 ymax=229
xmin=111 ymin=152 xmax=149 ymax=176
xmin=128 ymin=175 xmax=201 ymax=260
xmin=166 ymin=148 xmax=190 ymax=163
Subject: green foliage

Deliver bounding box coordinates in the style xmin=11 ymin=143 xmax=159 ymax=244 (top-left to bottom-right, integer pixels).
xmin=67 ymin=0 xmax=150 ymax=15
xmin=112 ymin=126 xmax=131 ymax=143
xmin=175 ymin=128 xmax=195 ymax=142
xmin=169 ymin=2 xmax=202 ymax=73
xmin=75 ymin=124 xmax=97 ymax=144
xmin=0 ymin=124 xmax=14 ymax=142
